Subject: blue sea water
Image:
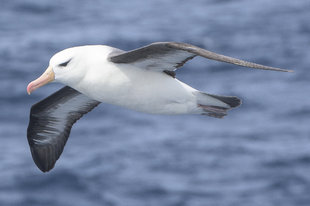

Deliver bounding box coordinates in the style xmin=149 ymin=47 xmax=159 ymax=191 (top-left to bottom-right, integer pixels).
xmin=0 ymin=0 xmax=310 ymax=205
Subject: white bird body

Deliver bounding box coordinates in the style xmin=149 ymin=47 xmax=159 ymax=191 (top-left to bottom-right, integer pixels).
xmin=76 ymin=66 xmax=200 ymax=115
xmin=52 ymin=45 xmax=225 ymax=115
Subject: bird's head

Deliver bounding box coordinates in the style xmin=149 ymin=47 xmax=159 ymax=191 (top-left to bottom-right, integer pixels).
xmin=27 ymin=46 xmax=88 ymax=94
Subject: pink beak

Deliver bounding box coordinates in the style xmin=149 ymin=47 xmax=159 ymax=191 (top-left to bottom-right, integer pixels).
xmin=27 ymin=66 xmax=55 ymax=95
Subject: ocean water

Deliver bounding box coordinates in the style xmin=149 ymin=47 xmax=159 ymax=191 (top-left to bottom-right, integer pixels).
xmin=0 ymin=0 xmax=309 ymax=205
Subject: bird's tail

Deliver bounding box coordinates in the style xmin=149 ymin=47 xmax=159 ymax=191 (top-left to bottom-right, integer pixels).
xmin=195 ymin=91 xmax=241 ymax=118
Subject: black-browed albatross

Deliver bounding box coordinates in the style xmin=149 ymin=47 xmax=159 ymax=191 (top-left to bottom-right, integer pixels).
xmin=27 ymin=42 xmax=292 ymax=172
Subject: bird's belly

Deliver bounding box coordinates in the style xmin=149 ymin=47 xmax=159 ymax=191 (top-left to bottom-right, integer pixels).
xmin=78 ymin=67 xmax=198 ymax=114
xmin=96 ymin=81 xmax=196 ymax=114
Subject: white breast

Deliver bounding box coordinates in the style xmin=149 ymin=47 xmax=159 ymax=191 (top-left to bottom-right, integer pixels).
xmin=74 ymin=59 xmax=199 ymax=114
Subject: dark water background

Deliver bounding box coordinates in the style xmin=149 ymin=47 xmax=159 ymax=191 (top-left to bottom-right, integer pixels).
xmin=1 ymin=0 xmax=310 ymax=205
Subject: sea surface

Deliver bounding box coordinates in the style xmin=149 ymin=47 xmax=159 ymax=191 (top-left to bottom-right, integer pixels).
xmin=0 ymin=0 xmax=309 ymax=206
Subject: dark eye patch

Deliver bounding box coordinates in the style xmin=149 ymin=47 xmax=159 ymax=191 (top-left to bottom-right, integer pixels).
xmin=59 ymin=59 xmax=72 ymax=67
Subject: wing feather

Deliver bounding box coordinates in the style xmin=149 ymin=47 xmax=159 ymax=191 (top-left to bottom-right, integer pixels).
xmin=27 ymin=86 xmax=100 ymax=172
xmin=109 ymin=42 xmax=292 ymax=73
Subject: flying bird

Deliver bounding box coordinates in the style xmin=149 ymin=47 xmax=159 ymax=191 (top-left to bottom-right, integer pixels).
xmin=26 ymin=42 xmax=292 ymax=172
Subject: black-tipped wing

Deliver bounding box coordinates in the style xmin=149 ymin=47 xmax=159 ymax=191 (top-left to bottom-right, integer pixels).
xmin=27 ymin=86 xmax=100 ymax=172
xmin=109 ymin=42 xmax=292 ymax=72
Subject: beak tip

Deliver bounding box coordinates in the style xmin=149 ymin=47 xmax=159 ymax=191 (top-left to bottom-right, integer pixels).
xmin=27 ymin=82 xmax=33 ymax=95
xmin=27 ymin=66 xmax=55 ymax=95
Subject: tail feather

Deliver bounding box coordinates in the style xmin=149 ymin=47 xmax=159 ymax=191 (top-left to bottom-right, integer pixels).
xmin=206 ymin=93 xmax=241 ymax=108
xmin=198 ymin=104 xmax=228 ymax=118
xmin=196 ymin=92 xmax=242 ymax=118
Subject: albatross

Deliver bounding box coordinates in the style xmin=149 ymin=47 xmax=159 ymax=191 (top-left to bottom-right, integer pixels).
xmin=26 ymin=42 xmax=292 ymax=172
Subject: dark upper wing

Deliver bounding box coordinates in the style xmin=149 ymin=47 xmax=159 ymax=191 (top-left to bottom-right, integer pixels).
xmin=108 ymin=42 xmax=292 ymax=73
xmin=27 ymin=86 xmax=100 ymax=172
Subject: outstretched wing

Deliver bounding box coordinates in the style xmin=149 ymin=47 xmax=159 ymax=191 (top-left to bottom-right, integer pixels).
xmin=27 ymin=86 xmax=100 ymax=172
xmin=108 ymin=42 xmax=292 ymax=74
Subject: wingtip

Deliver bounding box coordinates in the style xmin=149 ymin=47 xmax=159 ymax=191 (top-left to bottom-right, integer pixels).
xmin=278 ymin=68 xmax=294 ymax=73
xmin=34 ymin=158 xmax=55 ymax=173
xmin=37 ymin=166 xmax=51 ymax=173
xmin=248 ymin=65 xmax=294 ymax=73
xmin=30 ymin=147 xmax=55 ymax=173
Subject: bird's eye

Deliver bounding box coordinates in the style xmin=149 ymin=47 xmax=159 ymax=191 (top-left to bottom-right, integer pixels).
xmin=58 ymin=59 xmax=71 ymax=67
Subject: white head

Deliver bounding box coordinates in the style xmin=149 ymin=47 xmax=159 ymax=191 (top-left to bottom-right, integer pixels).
xmin=27 ymin=46 xmax=97 ymax=94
